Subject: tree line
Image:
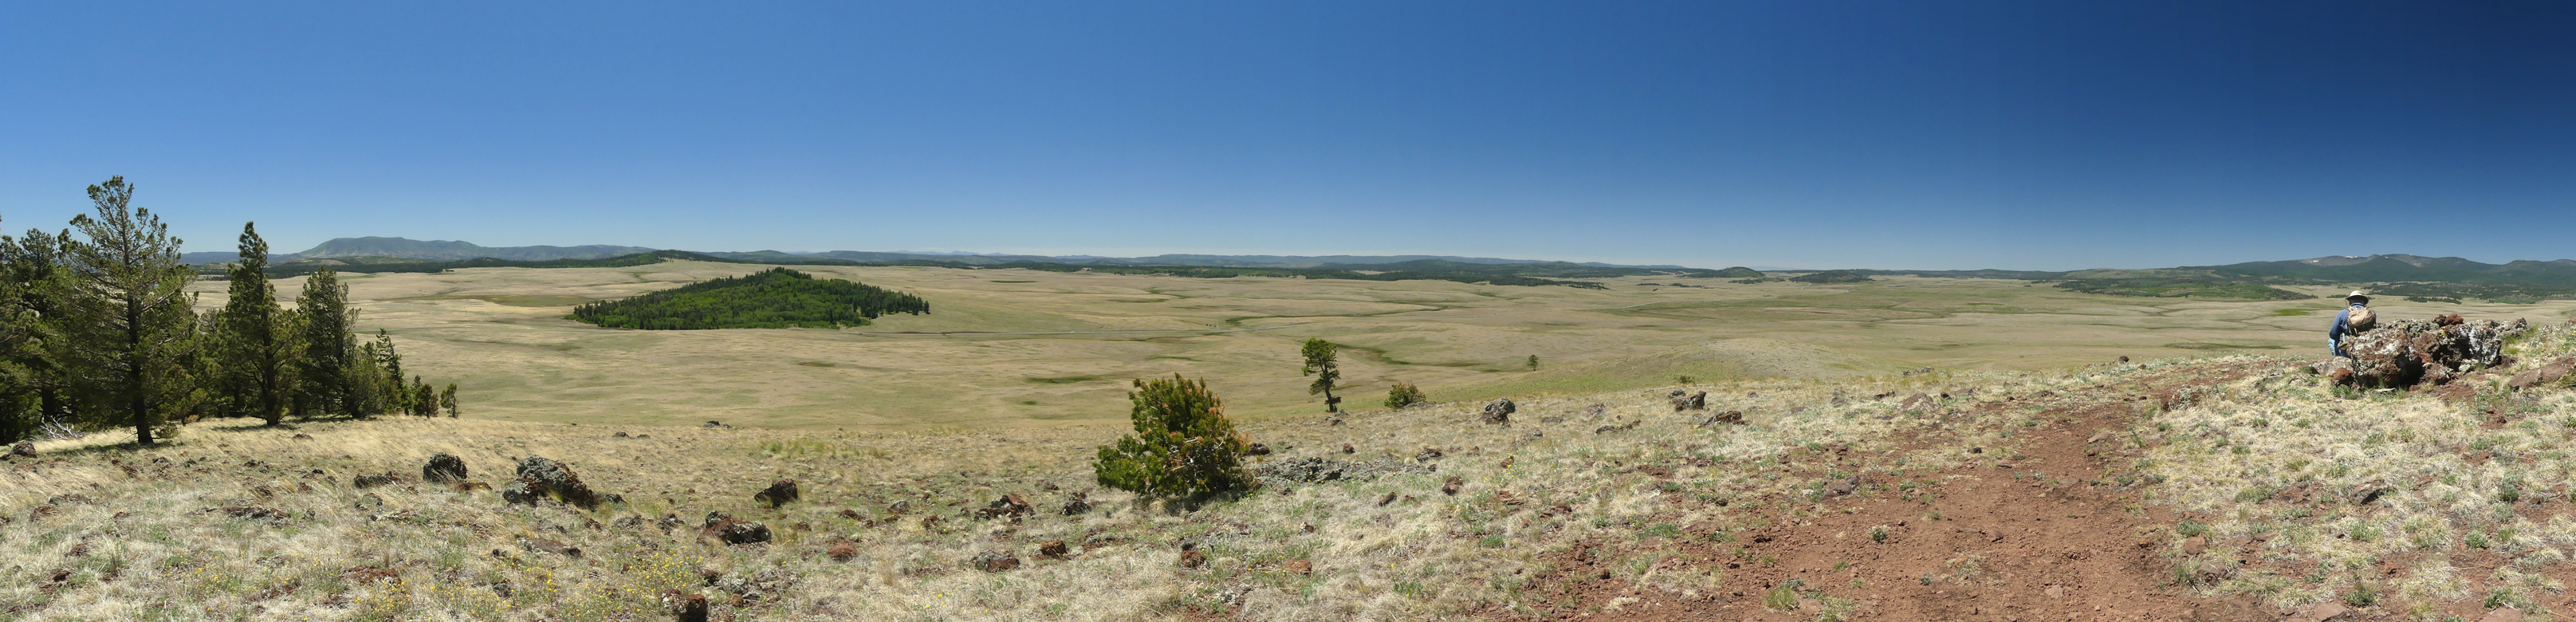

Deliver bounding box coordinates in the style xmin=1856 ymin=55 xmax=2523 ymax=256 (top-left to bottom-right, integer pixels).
xmin=0 ymin=177 xmax=457 ymax=446
xmin=569 ymin=267 xmax=930 ymax=330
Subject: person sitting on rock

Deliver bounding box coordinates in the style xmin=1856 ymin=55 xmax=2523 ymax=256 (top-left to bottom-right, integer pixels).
xmin=2327 ymin=291 xmax=2370 ymax=357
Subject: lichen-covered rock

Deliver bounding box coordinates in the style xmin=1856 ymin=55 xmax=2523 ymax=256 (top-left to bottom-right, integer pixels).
xmin=2336 ymin=317 xmax=2526 ymax=388
xmin=1481 ymin=399 xmax=1515 ymax=423
xmin=1669 ymin=391 xmax=1706 ymax=411
xmin=699 ymin=511 xmax=773 ymax=545
xmin=975 ymin=494 xmax=1032 ymax=520
xmin=974 ymin=550 xmax=1020 ymax=572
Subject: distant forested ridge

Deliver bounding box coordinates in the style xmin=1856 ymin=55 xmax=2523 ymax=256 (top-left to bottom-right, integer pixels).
xmin=571 ymin=268 xmax=928 ymax=330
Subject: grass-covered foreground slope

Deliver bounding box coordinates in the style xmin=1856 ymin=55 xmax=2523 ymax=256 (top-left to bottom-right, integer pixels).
xmin=569 ymin=268 xmax=927 ymax=329
xmin=21 ymin=324 xmax=2576 ymax=620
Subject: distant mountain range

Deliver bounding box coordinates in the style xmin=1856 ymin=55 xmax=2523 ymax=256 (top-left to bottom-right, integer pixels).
xmin=1862 ymin=254 xmax=2576 ymax=286
xmin=179 ymin=237 xmax=1693 ymax=270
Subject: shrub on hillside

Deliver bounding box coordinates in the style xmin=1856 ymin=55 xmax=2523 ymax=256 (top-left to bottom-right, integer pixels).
xmin=1092 ymin=375 xmax=1255 ymax=499
xmin=1385 ymin=382 xmax=1427 ymax=409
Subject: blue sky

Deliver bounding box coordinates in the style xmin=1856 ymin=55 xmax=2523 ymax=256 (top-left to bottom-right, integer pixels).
xmin=2 ymin=2 xmax=2570 ymax=270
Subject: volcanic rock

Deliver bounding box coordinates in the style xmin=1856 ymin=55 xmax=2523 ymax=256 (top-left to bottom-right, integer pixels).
xmin=1669 ymin=391 xmax=1706 ymax=411
xmin=422 ymin=454 xmax=468 ymax=482
xmin=502 ymin=456 xmax=602 ymax=510
xmin=2509 ymin=356 xmax=2576 ymax=391
xmin=974 ymin=550 xmax=1020 ymax=572
xmin=701 ymin=512 xmax=773 ymax=545
xmin=1481 ymin=399 xmax=1516 ymax=423
xmin=2336 ymin=317 xmax=2527 ymax=388
xmin=753 ymin=479 xmax=800 ymax=508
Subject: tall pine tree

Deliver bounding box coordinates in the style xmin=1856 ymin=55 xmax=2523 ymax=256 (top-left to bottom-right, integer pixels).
xmin=54 ymin=177 xmax=201 ymax=445
xmin=293 ymin=267 xmax=360 ymax=419
xmin=211 ymin=222 xmax=298 ymax=425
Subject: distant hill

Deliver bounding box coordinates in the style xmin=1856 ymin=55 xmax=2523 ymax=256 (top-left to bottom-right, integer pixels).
xmin=295 ymin=237 xmax=658 ymax=262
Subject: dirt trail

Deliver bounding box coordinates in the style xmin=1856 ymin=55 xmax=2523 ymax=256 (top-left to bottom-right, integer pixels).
xmin=1527 ymin=360 xmax=2282 ymax=621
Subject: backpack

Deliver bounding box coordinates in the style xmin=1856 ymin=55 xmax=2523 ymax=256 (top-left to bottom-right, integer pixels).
xmin=2346 ymin=306 xmax=2376 ymax=332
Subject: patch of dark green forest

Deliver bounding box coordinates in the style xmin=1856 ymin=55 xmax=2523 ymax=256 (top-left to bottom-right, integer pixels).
xmin=2051 ymin=278 xmax=2311 ymax=301
xmin=570 ymin=268 xmax=929 ymax=330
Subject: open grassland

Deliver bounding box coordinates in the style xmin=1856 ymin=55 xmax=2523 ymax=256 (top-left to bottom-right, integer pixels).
xmin=189 ymin=262 xmax=2576 ymax=430
xmin=15 ymin=321 xmax=2576 ymax=620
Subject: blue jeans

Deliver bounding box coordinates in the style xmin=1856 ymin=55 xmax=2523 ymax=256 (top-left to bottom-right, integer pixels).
xmin=2330 ymin=337 xmax=2345 ymax=357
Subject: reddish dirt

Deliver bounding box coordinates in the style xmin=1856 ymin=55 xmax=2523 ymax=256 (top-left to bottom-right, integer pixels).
xmin=1518 ymin=360 xmax=2284 ymax=622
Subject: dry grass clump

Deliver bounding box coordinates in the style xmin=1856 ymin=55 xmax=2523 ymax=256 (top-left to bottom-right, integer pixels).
xmin=2134 ymin=332 xmax=2576 ymax=616
xmin=0 ymin=359 xmax=2265 ymax=620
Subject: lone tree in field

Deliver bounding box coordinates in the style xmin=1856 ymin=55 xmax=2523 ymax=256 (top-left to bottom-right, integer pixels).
xmin=1092 ymin=375 xmax=1255 ymax=499
xmin=54 ymin=177 xmax=202 ymax=445
xmin=1300 ymin=338 xmax=1342 ymax=413
xmin=441 ymin=383 xmax=458 ymax=417
xmin=210 ymin=222 xmax=298 ymax=426
xmin=1526 ymin=354 xmax=1539 ymax=370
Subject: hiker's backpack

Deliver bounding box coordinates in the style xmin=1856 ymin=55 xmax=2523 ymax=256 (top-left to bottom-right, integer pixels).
xmin=2346 ymin=306 xmax=2376 ymax=332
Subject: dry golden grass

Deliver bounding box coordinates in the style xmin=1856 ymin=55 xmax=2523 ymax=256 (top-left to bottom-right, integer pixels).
xmin=188 ymin=261 xmax=2576 ymax=431
xmin=5 ymin=357 xmax=2139 ymax=621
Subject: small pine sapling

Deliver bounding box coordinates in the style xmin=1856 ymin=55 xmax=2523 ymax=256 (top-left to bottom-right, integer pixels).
xmin=1092 ymin=375 xmax=1256 ymax=499
xmin=1386 ymin=382 xmax=1427 ymax=409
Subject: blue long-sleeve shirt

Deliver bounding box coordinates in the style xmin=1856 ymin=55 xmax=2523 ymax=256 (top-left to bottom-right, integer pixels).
xmin=2328 ymin=304 xmax=2364 ymax=341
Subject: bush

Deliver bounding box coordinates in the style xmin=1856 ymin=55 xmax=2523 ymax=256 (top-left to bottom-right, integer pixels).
xmin=1092 ymin=375 xmax=1256 ymax=499
xmin=1385 ymin=382 xmax=1427 ymax=409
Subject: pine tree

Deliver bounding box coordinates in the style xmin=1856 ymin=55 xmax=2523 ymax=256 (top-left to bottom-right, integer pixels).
xmin=211 ymin=222 xmax=297 ymax=425
xmin=411 ymin=376 xmax=439 ymax=417
xmin=53 ymin=177 xmax=202 ymax=445
xmin=0 ymin=223 xmax=51 ymax=444
xmin=1091 ymin=375 xmax=1254 ymax=499
xmin=441 ymin=383 xmax=458 ymax=417
xmin=1300 ymin=338 xmax=1342 ymax=413
xmin=293 ymin=267 xmax=360 ymax=419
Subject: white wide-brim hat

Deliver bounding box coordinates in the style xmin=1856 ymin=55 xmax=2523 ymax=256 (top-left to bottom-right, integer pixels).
xmin=2345 ymin=290 xmax=2370 ymax=301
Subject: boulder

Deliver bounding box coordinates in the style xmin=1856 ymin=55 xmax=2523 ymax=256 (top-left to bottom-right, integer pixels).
xmin=1441 ymin=476 xmax=1464 ymax=496
xmin=753 ymin=479 xmax=800 ymax=508
xmin=2337 ymin=317 xmax=2527 ymax=388
xmin=1481 ymin=399 xmax=1516 ymax=423
xmin=974 ymin=550 xmax=1021 ymax=572
xmin=422 ymin=454 xmax=468 ymax=482
xmin=1040 ymin=540 xmax=1070 ymax=558
xmin=663 ymin=590 xmax=710 ymax=622
xmin=503 ymin=456 xmax=602 ymax=510
xmin=1669 ymin=391 xmax=1706 ymax=411
xmin=1284 ymin=559 xmax=1312 ymax=576
xmin=827 ymin=541 xmax=859 ymax=561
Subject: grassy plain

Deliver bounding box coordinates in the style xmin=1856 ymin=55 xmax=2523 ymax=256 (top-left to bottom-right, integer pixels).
xmin=188 ymin=262 xmax=2576 ymax=431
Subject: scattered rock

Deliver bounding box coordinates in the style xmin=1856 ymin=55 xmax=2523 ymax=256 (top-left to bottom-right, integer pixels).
xmin=2118 ymin=356 xmax=2130 ymax=363
xmin=2433 ymin=313 xmax=2465 ymax=326
xmin=701 ymin=511 xmax=773 ymax=545
xmin=2181 ymin=536 xmax=2208 ymax=556
xmin=1246 ymin=443 xmax=1272 ymax=455
xmin=344 ymin=565 xmax=400 ymax=583
xmin=1583 ymin=404 xmax=1607 ymax=417
xmin=701 ymin=420 xmax=730 ymax=429
xmin=1255 ymin=458 xmax=1430 ymax=484
xmin=977 ymin=494 xmax=1033 ymax=520
xmin=290 ymin=433 xmax=314 ymax=441
xmin=664 ymin=590 xmax=710 ymax=622
xmin=1178 ymin=549 xmax=1207 ymax=569
xmin=974 ymin=550 xmax=1020 ymax=572
xmin=1040 ymin=540 xmax=1070 ymax=558
xmin=827 ymin=541 xmax=858 ymax=561
xmin=1284 ymin=559 xmax=1312 ymax=575
xmin=2479 ymin=607 xmax=2523 ymax=622
xmin=2303 ymin=601 xmax=2350 ymax=622
xmin=423 ymin=454 xmax=468 ymax=482
xmin=1826 ymin=474 xmax=1864 ymax=497
xmin=887 ymin=500 xmax=910 ymax=514
xmin=1061 ymin=491 xmax=1093 ymax=516
xmin=1441 ymin=476 xmax=1464 ymax=496
xmin=214 ymin=504 xmax=289 ymax=522
xmin=454 ymin=481 xmax=492 ymax=493
xmin=1341 ymin=443 xmax=1355 ymax=454
xmin=519 ymin=537 xmax=582 ymax=557
xmin=1669 ymin=391 xmax=1706 ymax=411
xmin=1481 ymin=399 xmax=1516 ymax=423
xmin=501 ymin=456 xmax=602 ymax=510
xmin=1593 ymin=421 xmax=1638 ymax=433
xmin=352 ymin=472 xmax=401 ymax=489
xmin=1378 ymin=492 xmax=1398 ymax=506
xmin=1698 ymin=411 xmax=1744 ymax=426
xmin=1414 ymin=447 xmax=1443 ymax=462
xmin=2508 ymin=356 xmax=2576 ymax=391
xmin=8 ymin=441 xmax=34 ymax=458
xmin=753 ymin=479 xmax=800 ymax=508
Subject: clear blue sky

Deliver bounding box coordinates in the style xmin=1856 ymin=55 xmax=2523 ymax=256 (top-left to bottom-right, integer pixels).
xmin=3 ymin=2 xmax=2570 ymax=270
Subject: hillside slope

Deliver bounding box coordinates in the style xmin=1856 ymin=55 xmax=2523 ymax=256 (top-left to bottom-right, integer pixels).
xmin=10 ymin=324 xmax=2576 ymax=620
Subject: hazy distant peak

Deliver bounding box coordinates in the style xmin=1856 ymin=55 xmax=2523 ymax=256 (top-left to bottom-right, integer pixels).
xmin=294 ymin=237 xmax=658 ymax=262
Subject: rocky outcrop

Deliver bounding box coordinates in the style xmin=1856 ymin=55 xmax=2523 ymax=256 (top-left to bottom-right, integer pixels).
xmin=501 ymin=456 xmax=602 ymax=510
xmin=976 ymin=494 xmax=1033 ymax=520
xmin=1481 ymin=399 xmax=1515 ymax=423
xmin=2333 ymin=317 xmax=2527 ymax=388
xmin=1669 ymin=391 xmax=1706 ymax=411
xmin=422 ymin=454 xmax=468 ymax=482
